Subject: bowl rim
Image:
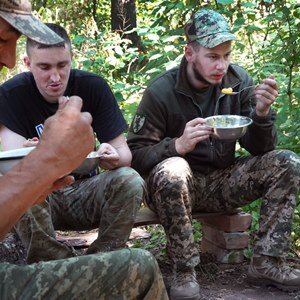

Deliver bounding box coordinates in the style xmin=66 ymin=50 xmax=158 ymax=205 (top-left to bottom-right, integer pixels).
xmin=0 ymin=146 xmax=35 ymax=161
xmin=205 ymin=115 xmax=253 ymax=129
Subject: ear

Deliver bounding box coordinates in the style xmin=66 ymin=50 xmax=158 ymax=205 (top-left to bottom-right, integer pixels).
xmin=23 ymin=56 xmax=31 ymax=69
xmin=184 ymin=45 xmax=194 ymax=62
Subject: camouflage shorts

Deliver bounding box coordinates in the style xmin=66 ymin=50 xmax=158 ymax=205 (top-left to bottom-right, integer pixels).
xmin=146 ymin=150 xmax=300 ymax=270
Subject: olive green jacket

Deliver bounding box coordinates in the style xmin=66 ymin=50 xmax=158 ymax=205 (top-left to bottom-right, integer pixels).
xmin=127 ymin=58 xmax=277 ymax=176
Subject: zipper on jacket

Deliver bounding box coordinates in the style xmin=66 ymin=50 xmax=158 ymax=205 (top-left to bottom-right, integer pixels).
xmin=214 ymin=82 xmax=241 ymax=115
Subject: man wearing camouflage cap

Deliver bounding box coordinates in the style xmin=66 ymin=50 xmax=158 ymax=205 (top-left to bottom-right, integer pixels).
xmin=128 ymin=8 xmax=300 ymax=299
xmin=0 ymin=0 xmax=64 ymax=69
xmin=0 ymin=1 xmax=169 ymax=299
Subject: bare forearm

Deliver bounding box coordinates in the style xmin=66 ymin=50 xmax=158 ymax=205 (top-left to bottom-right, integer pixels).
xmin=118 ymin=148 xmax=132 ymax=167
xmin=0 ymin=150 xmax=60 ymax=239
xmin=0 ymin=97 xmax=94 ymax=239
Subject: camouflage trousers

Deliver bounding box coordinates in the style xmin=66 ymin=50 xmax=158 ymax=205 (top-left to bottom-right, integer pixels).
xmin=14 ymin=167 xmax=145 ymax=263
xmin=0 ymin=248 xmax=169 ymax=300
xmin=146 ymin=150 xmax=300 ymax=271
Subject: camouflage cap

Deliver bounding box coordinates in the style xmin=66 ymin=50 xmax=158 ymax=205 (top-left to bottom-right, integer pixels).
xmin=184 ymin=9 xmax=237 ymax=48
xmin=0 ymin=0 xmax=63 ymax=45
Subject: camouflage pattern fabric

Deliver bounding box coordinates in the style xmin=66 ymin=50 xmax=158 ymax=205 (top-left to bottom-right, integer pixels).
xmin=14 ymin=167 xmax=145 ymax=263
xmin=0 ymin=0 xmax=63 ymax=44
xmin=146 ymin=150 xmax=300 ymax=271
xmin=184 ymin=9 xmax=237 ymax=48
xmin=0 ymin=248 xmax=169 ymax=300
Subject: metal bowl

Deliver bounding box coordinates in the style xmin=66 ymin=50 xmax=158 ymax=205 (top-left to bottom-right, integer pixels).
xmin=0 ymin=147 xmax=35 ymax=174
xmin=205 ymin=115 xmax=253 ymax=140
xmin=71 ymin=153 xmax=100 ymax=176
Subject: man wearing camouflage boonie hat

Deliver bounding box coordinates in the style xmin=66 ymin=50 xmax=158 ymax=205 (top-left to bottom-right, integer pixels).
xmin=0 ymin=1 xmax=169 ymax=299
xmin=128 ymin=8 xmax=300 ymax=299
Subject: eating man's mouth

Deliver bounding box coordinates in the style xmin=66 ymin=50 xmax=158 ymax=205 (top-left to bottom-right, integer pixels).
xmin=48 ymin=83 xmax=62 ymax=90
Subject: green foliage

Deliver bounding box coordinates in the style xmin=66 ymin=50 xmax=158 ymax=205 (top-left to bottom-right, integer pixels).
xmin=242 ymin=199 xmax=261 ymax=233
xmin=192 ymin=219 xmax=202 ymax=243
xmin=139 ymin=225 xmax=168 ymax=260
xmin=292 ymin=201 xmax=300 ymax=248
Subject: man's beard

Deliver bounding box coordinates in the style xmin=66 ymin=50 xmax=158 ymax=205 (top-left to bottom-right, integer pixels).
xmin=192 ymin=64 xmax=211 ymax=86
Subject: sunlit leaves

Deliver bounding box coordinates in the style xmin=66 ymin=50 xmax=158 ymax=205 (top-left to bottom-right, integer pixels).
xmin=217 ymin=0 xmax=234 ymax=4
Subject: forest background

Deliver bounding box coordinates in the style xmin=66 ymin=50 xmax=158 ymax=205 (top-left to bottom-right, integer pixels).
xmin=1 ymin=0 xmax=299 ymax=255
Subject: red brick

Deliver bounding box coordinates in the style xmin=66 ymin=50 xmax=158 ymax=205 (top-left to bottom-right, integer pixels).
xmin=199 ymin=212 xmax=252 ymax=232
xmin=202 ymin=225 xmax=249 ymax=249
xmin=201 ymin=238 xmax=245 ymax=264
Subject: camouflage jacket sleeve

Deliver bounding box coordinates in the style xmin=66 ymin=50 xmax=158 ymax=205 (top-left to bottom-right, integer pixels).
xmin=240 ymin=108 xmax=277 ymax=155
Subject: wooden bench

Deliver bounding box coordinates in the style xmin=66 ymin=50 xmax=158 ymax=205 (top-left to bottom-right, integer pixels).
xmin=134 ymin=207 xmax=252 ymax=264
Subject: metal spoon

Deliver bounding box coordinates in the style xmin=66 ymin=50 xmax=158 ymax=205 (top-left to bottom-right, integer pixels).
xmin=221 ymin=85 xmax=257 ymax=95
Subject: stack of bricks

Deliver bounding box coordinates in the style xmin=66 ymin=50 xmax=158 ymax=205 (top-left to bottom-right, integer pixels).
xmin=133 ymin=207 xmax=252 ymax=264
xmin=199 ymin=211 xmax=252 ymax=264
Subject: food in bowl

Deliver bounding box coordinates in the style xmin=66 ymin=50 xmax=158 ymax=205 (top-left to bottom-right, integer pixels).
xmin=205 ymin=115 xmax=253 ymax=140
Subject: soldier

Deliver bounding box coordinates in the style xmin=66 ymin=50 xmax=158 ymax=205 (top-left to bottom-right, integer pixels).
xmin=0 ymin=1 xmax=168 ymax=299
xmin=0 ymin=22 xmax=145 ymax=263
xmin=128 ymin=8 xmax=300 ymax=299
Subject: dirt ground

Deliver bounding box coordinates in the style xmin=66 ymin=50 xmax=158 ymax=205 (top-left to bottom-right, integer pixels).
xmin=1 ymin=229 xmax=300 ymax=300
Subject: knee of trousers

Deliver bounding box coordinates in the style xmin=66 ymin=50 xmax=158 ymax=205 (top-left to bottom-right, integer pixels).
xmin=269 ymin=149 xmax=300 ymax=177
xmin=109 ymin=166 xmax=145 ymax=203
xmin=129 ymin=248 xmax=160 ymax=279
xmin=151 ymin=157 xmax=191 ymax=182
xmin=117 ymin=166 xmax=145 ymax=189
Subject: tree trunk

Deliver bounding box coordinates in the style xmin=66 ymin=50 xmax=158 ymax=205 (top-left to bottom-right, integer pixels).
xmin=111 ymin=0 xmax=141 ymax=48
xmin=92 ymin=0 xmax=98 ymax=23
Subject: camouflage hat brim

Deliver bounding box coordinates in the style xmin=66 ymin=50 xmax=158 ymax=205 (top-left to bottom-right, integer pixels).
xmin=195 ymin=32 xmax=237 ymax=48
xmin=0 ymin=11 xmax=63 ymax=45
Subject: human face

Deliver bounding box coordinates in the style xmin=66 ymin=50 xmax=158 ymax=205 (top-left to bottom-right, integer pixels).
xmin=185 ymin=41 xmax=232 ymax=89
xmin=24 ymin=44 xmax=72 ymax=103
xmin=0 ymin=18 xmax=21 ymax=70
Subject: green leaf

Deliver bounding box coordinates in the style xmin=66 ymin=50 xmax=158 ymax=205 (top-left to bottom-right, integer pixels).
xmin=147 ymin=33 xmax=160 ymax=41
xmin=114 ymin=46 xmax=123 ymax=56
xmin=149 ymin=53 xmax=163 ymax=61
xmin=114 ymin=91 xmax=124 ymax=102
xmin=217 ymin=0 xmax=234 ymax=4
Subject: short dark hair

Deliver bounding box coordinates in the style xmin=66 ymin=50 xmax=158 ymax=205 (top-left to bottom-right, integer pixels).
xmin=26 ymin=23 xmax=72 ymax=55
xmin=189 ymin=41 xmax=201 ymax=51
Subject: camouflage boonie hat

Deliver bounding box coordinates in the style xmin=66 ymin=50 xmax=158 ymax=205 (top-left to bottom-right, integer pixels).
xmin=0 ymin=0 xmax=63 ymax=45
xmin=184 ymin=9 xmax=237 ymax=48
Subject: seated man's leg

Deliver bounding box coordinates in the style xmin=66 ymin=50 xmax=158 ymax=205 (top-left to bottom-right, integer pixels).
xmin=247 ymin=150 xmax=300 ymax=291
xmin=146 ymin=157 xmax=200 ymax=300
xmin=0 ymin=248 xmax=169 ymax=300
xmin=50 ymin=167 xmax=144 ymax=254
xmin=193 ymin=149 xmax=300 ymax=291
xmin=13 ymin=201 xmax=77 ymax=264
